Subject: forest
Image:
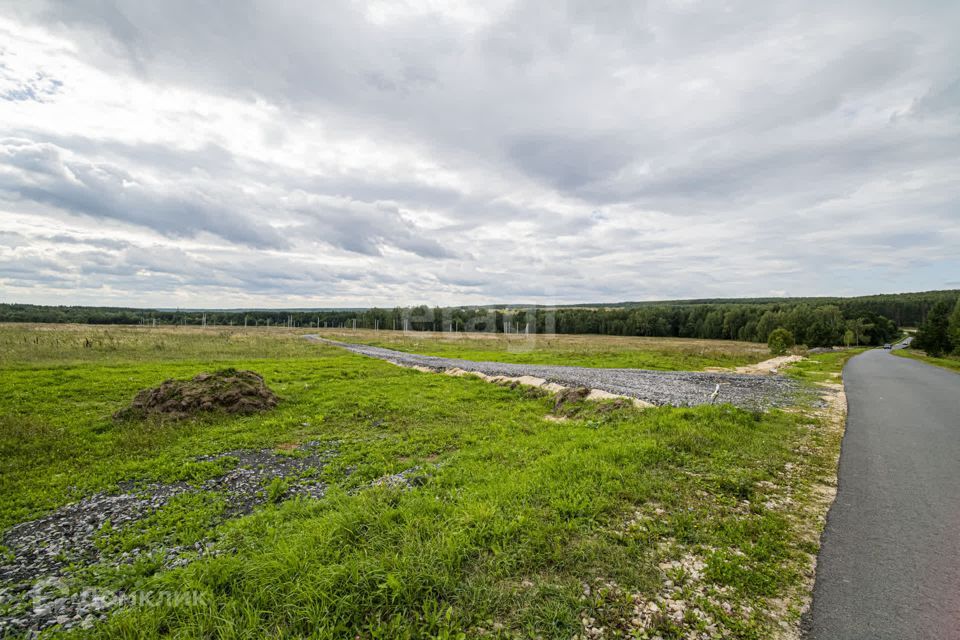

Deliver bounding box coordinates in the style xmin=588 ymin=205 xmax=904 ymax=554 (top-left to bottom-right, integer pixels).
xmin=2 ymin=290 xmax=957 ymax=348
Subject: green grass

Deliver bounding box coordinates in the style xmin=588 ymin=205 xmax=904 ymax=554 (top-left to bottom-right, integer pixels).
xmin=317 ymin=329 xmax=770 ymax=371
xmin=0 ymin=325 xmax=845 ymax=638
xmin=783 ymin=349 xmax=867 ymax=384
xmin=893 ymin=349 xmax=960 ymax=373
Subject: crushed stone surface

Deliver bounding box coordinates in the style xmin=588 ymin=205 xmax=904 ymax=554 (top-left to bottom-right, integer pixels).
xmin=0 ymin=442 xmax=333 ymax=637
xmin=310 ymin=337 xmax=799 ymax=410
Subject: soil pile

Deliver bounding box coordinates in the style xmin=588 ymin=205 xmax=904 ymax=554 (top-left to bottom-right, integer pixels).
xmin=114 ymin=369 xmax=279 ymax=420
xmin=553 ymin=386 xmax=591 ymax=413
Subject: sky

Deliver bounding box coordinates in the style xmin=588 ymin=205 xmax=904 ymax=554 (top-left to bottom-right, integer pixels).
xmin=0 ymin=0 xmax=958 ymax=308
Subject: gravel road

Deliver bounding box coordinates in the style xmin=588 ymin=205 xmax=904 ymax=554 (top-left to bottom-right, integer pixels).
xmin=310 ymin=337 xmax=799 ymax=410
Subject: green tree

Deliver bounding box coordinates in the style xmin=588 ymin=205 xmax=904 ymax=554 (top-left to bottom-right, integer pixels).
xmin=755 ymin=310 xmax=783 ymax=343
xmin=784 ymin=305 xmax=812 ymax=345
xmin=949 ymin=297 xmax=960 ymax=355
xmin=845 ymin=317 xmax=871 ymax=346
xmin=806 ymin=305 xmax=845 ymax=347
xmin=768 ymin=327 xmax=795 ymax=356
xmin=915 ymin=301 xmax=952 ymax=357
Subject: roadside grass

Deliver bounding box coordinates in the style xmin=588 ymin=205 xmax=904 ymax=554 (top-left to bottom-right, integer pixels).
xmin=315 ymin=328 xmax=770 ymax=371
xmin=893 ymin=349 xmax=960 ymax=374
xmin=783 ymin=349 xmax=867 ymax=384
xmin=0 ymin=325 xmax=846 ymax=638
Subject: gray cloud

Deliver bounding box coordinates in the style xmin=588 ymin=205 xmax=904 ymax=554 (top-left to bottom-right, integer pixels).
xmin=0 ymin=0 xmax=958 ymax=305
xmin=914 ymin=76 xmax=960 ymax=117
xmin=293 ymin=202 xmax=455 ymax=260
xmin=0 ymin=137 xmax=455 ymax=260
xmin=0 ymin=138 xmax=288 ymax=249
xmin=506 ymin=132 xmax=638 ymax=191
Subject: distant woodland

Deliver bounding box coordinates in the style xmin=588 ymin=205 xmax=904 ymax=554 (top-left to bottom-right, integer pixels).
xmin=3 ymin=290 xmax=958 ymax=348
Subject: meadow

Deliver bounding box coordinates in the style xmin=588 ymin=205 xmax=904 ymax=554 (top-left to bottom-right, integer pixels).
xmin=0 ymin=325 xmax=852 ymax=639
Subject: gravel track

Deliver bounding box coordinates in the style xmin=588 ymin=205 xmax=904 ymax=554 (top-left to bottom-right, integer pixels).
xmin=310 ymin=337 xmax=800 ymax=410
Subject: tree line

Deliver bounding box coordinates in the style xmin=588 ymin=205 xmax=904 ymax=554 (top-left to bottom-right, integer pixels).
xmin=2 ymin=289 xmax=957 ymax=348
xmin=914 ymin=297 xmax=960 ymax=357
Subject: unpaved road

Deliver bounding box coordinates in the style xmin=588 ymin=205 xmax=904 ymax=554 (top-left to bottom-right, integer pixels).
xmin=805 ymin=349 xmax=960 ymax=639
xmin=309 ymin=337 xmax=798 ymax=409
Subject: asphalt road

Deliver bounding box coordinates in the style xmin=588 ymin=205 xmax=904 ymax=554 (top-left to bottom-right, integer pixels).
xmin=805 ymin=348 xmax=960 ymax=639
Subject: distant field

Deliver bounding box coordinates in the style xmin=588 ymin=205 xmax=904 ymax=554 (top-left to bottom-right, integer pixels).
xmin=0 ymin=324 xmax=843 ymax=638
xmin=315 ymin=328 xmax=771 ymax=371
xmin=0 ymin=323 xmax=312 ymax=367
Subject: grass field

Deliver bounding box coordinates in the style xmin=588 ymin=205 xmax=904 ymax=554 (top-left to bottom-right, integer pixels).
xmin=0 ymin=325 xmax=850 ymax=639
xmin=314 ymin=329 xmax=772 ymax=371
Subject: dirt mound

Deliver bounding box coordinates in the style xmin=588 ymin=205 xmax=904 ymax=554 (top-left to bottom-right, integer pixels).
xmin=553 ymin=386 xmax=591 ymax=413
xmin=733 ymin=354 xmax=804 ymax=375
xmin=114 ymin=369 xmax=279 ymax=420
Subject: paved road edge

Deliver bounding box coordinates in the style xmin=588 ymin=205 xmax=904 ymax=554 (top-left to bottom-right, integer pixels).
xmin=796 ymin=367 xmax=851 ymax=637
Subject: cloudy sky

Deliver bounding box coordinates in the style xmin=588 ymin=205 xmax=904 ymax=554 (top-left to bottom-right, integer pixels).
xmin=1 ymin=0 xmax=958 ymax=308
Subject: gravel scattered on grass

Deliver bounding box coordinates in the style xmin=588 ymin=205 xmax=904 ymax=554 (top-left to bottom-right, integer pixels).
xmin=0 ymin=442 xmax=333 ymax=636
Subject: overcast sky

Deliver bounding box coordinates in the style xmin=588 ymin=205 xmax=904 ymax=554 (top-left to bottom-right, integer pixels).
xmin=1 ymin=0 xmax=958 ymax=308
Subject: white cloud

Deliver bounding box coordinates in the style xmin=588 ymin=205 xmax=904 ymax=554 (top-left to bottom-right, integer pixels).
xmin=0 ymin=1 xmax=958 ymax=307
